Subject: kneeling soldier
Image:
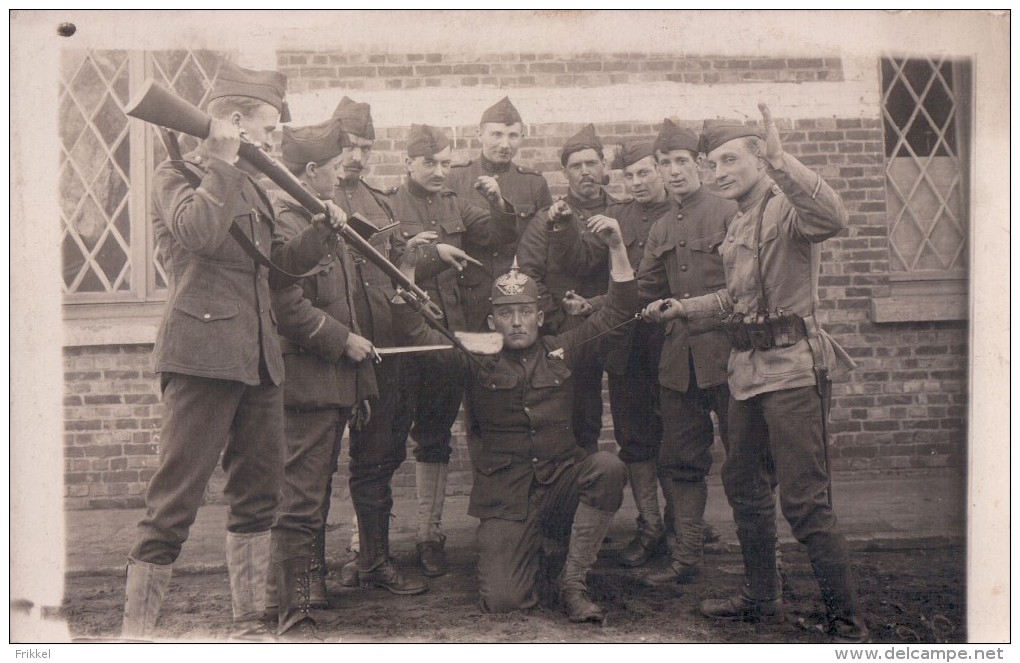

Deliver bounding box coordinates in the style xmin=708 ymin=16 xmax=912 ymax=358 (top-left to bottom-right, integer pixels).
xmin=393 ymin=215 xmax=639 ymax=622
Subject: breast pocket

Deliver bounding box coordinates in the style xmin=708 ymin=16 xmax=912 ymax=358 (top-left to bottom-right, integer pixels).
xmin=531 ymin=358 xmax=572 ymax=389
xmin=312 ymin=258 xmax=341 ymax=307
xmin=688 ymin=230 xmax=728 ymax=290
xmin=437 ymin=217 xmax=467 ymax=247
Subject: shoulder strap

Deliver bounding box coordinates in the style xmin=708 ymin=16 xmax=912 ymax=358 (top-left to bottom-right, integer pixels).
xmin=752 ymin=189 xmax=776 ymax=315
xmin=156 ymin=128 xmax=332 ymax=281
xmin=362 ymin=180 xmax=397 ymax=222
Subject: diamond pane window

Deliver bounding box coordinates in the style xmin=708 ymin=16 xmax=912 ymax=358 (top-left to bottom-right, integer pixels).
xmin=60 ymin=49 xmax=133 ymax=295
xmin=59 ymin=49 xmax=232 ymax=303
xmin=881 ymin=56 xmax=970 ymax=277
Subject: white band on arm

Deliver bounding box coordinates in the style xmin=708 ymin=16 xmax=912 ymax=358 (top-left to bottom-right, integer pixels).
xmin=610 ymin=268 xmax=636 ymax=282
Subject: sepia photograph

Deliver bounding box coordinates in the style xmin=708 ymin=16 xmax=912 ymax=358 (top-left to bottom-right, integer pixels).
xmin=8 ymin=8 xmax=1011 ymax=655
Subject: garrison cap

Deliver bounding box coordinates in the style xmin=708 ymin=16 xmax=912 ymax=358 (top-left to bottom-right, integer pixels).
xmin=281 ymin=118 xmax=349 ymax=165
xmin=611 ymin=139 xmax=655 ymax=170
xmin=406 ymin=124 xmax=452 ymax=158
xmin=208 ymin=61 xmax=291 ymax=122
xmin=560 ymin=123 xmax=604 ymax=166
xmin=700 ymin=119 xmax=763 ymax=154
xmin=480 ymin=96 xmax=523 ymax=126
xmin=332 ymin=96 xmax=375 ymax=140
xmin=654 ymin=118 xmax=700 ymax=155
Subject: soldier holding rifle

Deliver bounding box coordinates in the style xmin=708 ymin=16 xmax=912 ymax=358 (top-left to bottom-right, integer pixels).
xmin=121 ymin=63 xmax=347 ymax=641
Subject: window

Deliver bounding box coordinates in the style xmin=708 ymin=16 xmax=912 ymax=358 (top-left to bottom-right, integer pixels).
xmin=873 ymin=55 xmax=971 ymax=322
xmin=61 ymin=49 xmax=230 ymax=342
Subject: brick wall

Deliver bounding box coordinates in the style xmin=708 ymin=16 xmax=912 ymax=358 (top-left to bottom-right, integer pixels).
xmin=277 ymin=51 xmax=844 ymax=92
xmin=62 ymin=49 xmax=967 ymax=509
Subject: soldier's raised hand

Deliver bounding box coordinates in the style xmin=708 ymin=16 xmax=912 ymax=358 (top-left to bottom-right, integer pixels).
xmin=204 ymin=116 xmax=242 ymax=165
xmin=758 ymin=103 xmax=785 ymax=168
xmin=562 ymin=290 xmax=593 ymax=317
xmin=312 ymin=200 xmax=348 ymax=232
xmin=474 ymin=175 xmax=504 ymax=207
xmin=586 ymin=214 xmax=623 ymax=248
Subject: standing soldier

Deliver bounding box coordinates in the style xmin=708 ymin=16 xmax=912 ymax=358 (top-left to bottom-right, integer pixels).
xmin=638 ymin=119 xmax=737 ymax=586
xmin=447 ymin=96 xmax=553 ymax=333
xmin=546 ymin=139 xmax=673 ymax=568
xmin=121 ymin=63 xmax=346 ymax=641
xmin=327 ymin=97 xmax=431 ymax=596
xmin=516 ymin=124 xmax=621 ymax=455
xmin=394 ymin=215 xmax=639 ymax=623
xmin=648 ymin=105 xmax=866 ymax=643
xmin=389 ymin=124 xmax=519 ymax=577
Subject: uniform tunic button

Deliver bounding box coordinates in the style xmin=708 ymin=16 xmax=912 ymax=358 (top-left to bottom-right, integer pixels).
xmin=532 ymin=457 xmax=538 ymax=463
xmin=677 ymin=214 xmax=683 ymax=220
xmin=493 ymin=251 xmax=499 ymax=257
xmin=530 ymin=430 xmax=536 ymax=436
xmin=683 ymin=292 xmax=691 ymax=298
xmin=678 ymin=240 xmax=686 ymax=247
xmin=680 ymin=265 xmax=688 ymax=271
xmin=524 ymin=406 xmax=530 ymax=413
xmin=203 ymin=313 xmax=211 ymax=319
xmin=638 ymin=241 xmax=644 ymax=247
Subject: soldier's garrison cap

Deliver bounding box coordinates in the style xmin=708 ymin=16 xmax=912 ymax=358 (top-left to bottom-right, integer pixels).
xmin=490 ymin=267 xmax=538 ymax=306
xmin=654 ymin=118 xmax=701 ymax=155
xmin=700 ymin=119 xmax=763 ymax=154
xmin=560 ymin=124 xmax=604 ymax=166
xmin=611 ymin=139 xmax=655 ymax=170
xmin=332 ymin=96 xmax=375 ymax=140
xmin=208 ymin=61 xmax=291 ymax=122
xmin=480 ymin=96 xmax=523 ymax=126
xmin=406 ymin=124 xmax=452 ymax=158
xmin=281 ymin=118 xmax=349 ymax=165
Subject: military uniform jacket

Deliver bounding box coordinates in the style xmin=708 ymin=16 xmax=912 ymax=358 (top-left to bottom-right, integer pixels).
xmin=516 ymin=189 xmax=619 ymax=332
xmin=447 ymin=157 xmax=553 ymax=330
xmin=388 ymin=179 xmax=518 ymax=332
xmin=549 ymin=196 xmax=672 ymax=376
xmin=720 ymin=154 xmax=849 ymax=401
xmin=393 ymin=279 xmax=640 ymax=520
xmin=637 ymin=186 xmax=738 ymax=392
xmin=333 ymin=178 xmax=400 ymax=347
xmin=151 ymin=152 xmax=331 ymax=386
xmin=270 ymin=196 xmax=378 ymax=410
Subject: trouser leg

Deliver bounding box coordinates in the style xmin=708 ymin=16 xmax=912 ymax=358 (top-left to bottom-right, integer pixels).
xmin=476 ymin=506 xmax=543 ymax=614
xmin=131 ymin=374 xmax=247 ymax=564
xmin=658 ymin=384 xmax=717 ymax=569
xmin=722 ymin=395 xmax=781 ymax=599
xmin=571 ymin=354 xmax=606 ymax=455
xmin=759 ymin=386 xmax=867 ymax=641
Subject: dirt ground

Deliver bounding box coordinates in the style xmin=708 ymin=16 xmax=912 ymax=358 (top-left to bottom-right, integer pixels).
xmin=60 ymin=541 xmax=965 ymax=644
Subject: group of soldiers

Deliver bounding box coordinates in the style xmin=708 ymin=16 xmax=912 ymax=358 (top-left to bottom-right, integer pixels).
xmin=120 ymin=60 xmax=866 ymax=644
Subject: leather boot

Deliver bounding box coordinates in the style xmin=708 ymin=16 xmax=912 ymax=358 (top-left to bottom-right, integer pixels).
xmin=618 ymin=461 xmax=665 ymax=568
xmin=339 ymin=516 xmax=361 ymax=586
xmin=275 ymin=555 xmax=340 ymax=639
xmin=415 ymin=462 xmax=449 ymax=577
xmin=646 ymin=479 xmax=707 ymax=584
xmin=357 ymin=508 xmax=428 ymax=595
xmin=121 ymin=557 xmax=172 ymax=641
xmin=225 ymin=531 xmax=275 ymax=641
xmin=308 ymin=526 xmax=329 ymax=609
xmin=559 ymin=502 xmax=615 ymax=623
xmin=700 ymin=521 xmax=783 ymax=624
xmin=813 ymin=559 xmax=870 ymax=643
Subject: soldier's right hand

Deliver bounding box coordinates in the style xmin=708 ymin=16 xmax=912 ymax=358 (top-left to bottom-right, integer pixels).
xmin=436 ymin=243 xmax=483 ymax=272
xmin=562 ymin=291 xmax=593 ymax=317
xmin=343 ymin=333 xmax=376 ymax=363
xmin=641 ymin=298 xmax=682 ymax=323
xmin=203 ymin=117 xmax=242 ymax=165
xmin=548 ymin=199 xmax=572 ymax=222
xmin=587 ymin=214 xmax=623 ymax=248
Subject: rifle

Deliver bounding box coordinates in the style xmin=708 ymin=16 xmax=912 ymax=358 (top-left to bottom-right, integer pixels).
xmin=125 ymin=79 xmax=489 ymax=367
